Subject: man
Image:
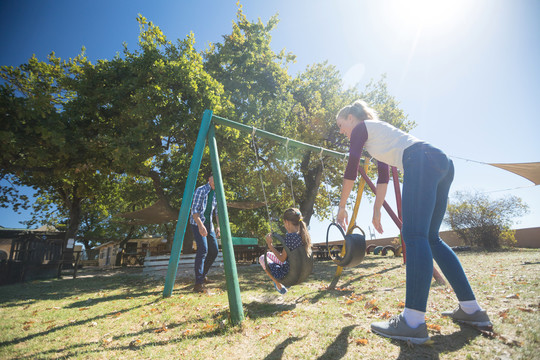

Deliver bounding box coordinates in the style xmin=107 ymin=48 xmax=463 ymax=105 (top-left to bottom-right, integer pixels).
xmin=190 ymin=173 xmax=220 ymax=293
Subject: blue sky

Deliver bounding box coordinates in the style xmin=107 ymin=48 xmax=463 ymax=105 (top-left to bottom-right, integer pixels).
xmin=1 ymin=0 xmax=539 ymax=243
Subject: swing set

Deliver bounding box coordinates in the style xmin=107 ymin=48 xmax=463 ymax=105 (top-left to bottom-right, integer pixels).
xmin=162 ymin=110 xmax=443 ymax=325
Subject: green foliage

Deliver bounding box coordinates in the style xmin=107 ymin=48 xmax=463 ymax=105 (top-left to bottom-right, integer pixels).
xmin=1 ymin=7 xmax=416 ymax=249
xmin=445 ymin=190 xmax=529 ymax=250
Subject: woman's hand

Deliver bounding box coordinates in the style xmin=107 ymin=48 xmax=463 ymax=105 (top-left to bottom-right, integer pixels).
xmin=372 ymin=207 xmax=383 ymax=234
xmin=337 ymin=207 xmax=349 ymax=231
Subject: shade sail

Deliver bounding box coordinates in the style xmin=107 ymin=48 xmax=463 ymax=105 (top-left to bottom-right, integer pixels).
xmin=489 ymin=162 xmax=540 ymax=186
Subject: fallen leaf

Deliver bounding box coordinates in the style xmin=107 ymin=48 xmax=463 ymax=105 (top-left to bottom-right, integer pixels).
xmin=129 ymin=339 xmax=141 ymax=347
xmin=379 ymin=311 xmax=392 ymax=319
xmin=79 ymin=307 xmax=90 ymax=311
xmin=506 ymin=294 xmax=520 ymax=299
xmin=427 ymin=323 xmax=441 ymax=332
xmin=154 ymin=325 xmax=168 ymax=333
xmin=203 ymin=323 xmax=216 ymax=330
xmin=355 ymin=338 xmax=368 ymax=345
xmin=517 ymin=307 xmax=533 ymax=313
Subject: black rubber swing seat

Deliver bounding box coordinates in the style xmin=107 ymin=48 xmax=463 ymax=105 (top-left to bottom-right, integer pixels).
xmin=326 ymin=222 xmax=366 ymax=268
xmin=265 ymin=233 xmax=314 ymax=288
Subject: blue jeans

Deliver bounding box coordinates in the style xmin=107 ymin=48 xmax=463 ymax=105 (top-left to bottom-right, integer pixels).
xmin=192 ymin=224 xmax=218 ymax=285
xmin=401 ymin=142 xmax=475 ymax=312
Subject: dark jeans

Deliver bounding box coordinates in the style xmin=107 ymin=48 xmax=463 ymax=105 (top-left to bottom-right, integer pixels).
xmin=402 ymin=142 xmax=475 ymax=312
xmin=192 ymin=224 xmax=218 ymax=285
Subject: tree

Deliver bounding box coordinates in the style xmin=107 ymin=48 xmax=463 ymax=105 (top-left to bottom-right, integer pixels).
xmin=444 ymin=190 xmax=529 ymax=250
xmin=70 ymin=15 xmax=227 ymax=249
xmin=0 ymin=50 xmax=109 ymax=241
xmin=1 ymin=15 xmax=227 ymax=249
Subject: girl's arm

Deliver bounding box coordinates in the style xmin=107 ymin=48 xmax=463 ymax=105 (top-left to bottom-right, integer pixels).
xmin=265 ymin=233 xmax=288 ymax=262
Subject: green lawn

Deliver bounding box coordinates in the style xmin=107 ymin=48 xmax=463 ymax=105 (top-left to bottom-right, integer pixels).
xmin=1 ymin=249 xmax=538 ymax=359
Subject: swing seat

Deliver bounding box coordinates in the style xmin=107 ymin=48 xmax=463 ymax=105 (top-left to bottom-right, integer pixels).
xmin=265 ymin=233 xmax=314 ymax=288
xmin=326 ymin=223 xmax=366 ymax=268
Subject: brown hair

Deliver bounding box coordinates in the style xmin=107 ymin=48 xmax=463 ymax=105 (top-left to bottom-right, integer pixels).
xmin=336 ymin=99 xmax=377 ymax=122
xmin=283 ymin=208 xmax=312 ymax=256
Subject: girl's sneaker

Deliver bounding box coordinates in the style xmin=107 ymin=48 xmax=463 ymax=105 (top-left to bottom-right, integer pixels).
xmin=274 ymin=283 xmax=287 ymax=295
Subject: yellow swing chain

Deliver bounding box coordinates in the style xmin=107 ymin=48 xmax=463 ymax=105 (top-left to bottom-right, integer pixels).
xmin=333 ymin=157 xmax=370 ymax=279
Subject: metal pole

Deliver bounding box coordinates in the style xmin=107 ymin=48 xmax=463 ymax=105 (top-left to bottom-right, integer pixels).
xmin=212 ymin=115 xmax=348 ymax=160
xmin=163 ymin=110 xmax=213 ymax=297
xmin=208 ymin=124 xmax=244 ymax=324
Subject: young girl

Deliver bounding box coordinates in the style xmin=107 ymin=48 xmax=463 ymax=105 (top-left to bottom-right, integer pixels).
xmin=335 ymin=99 xmax=491 ymax=344
xmin=259 ymin=208 xmax=312 ymax=295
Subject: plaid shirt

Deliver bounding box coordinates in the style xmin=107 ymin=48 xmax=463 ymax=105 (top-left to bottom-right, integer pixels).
xmin=189 ymin=183 xmax=217 ymax=227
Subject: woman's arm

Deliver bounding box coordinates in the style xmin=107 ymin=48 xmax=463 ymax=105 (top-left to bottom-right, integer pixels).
xmin=372 ymin=182 xmax=388 ymax=234
xmin=336 ymin=178 xmax=355 ymax=230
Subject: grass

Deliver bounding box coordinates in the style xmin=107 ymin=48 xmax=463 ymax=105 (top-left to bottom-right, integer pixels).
xmin=1 ymin=249 xmax=539 ymax=359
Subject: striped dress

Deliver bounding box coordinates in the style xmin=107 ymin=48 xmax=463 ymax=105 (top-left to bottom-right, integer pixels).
xmin=259 ymin=232 xmax=303 ymax=280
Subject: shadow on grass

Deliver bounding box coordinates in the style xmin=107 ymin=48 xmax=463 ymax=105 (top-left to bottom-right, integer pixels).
xmin=18 ymin=319 xmax=231 ymax=360
xmin=0 ymin=271 xmax=155 ymax=308
xmin=263 ymin=336 xmax=305 ymax=360
xmin=306 ymin=262 xmax=402 ymax=305
xmin=392 ymin=323 xmax=481 ymax=360
xmin=0 ymin=297 xmax=162 ymax=349
xmin=315 ymin=325 xmax=357 ymax=360
xmin=243 ymin=300 xmax=297 ymax=319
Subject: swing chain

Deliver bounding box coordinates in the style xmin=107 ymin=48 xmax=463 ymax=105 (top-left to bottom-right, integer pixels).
xmin=285 ymin=139 xmax=296 ymax=207
xmin=251 ymin=132 xmax=273 ymax=232
xmin=319 ymin=148 xmax=335 ymax=222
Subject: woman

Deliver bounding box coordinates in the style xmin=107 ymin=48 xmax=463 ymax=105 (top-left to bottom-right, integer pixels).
xmin=335 ymin=100 xmax=491 ymax=344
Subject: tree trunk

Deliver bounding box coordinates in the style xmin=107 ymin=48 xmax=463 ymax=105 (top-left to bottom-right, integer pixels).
xmin=299 ymin=152 xmax=324 ymax=226
xmin=64 ymin=194 xmax=82 ymax=244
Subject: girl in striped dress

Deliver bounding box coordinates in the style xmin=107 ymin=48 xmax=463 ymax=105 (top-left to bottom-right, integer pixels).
xmin=259 ymin=208 xmax=312 ymax=294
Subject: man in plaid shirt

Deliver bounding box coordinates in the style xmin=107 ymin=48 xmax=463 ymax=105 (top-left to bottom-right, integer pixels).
xmin=190 ymin=173 xmax=220 ymax=293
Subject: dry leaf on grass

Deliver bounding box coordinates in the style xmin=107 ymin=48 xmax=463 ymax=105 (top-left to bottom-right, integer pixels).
xmin=154 ymin=325 xmax=168 ymax=333
xmin=427 ymin=323 xmax=441 ymax=332
xmin=129 ymin=339 xmax=141 ymax=347
xmin=355 ymin=338 xmax=368 ymax=345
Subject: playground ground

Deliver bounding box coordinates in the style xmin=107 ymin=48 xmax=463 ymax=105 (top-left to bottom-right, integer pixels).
xmin=0 ymin=249 xmax=538 ymax=359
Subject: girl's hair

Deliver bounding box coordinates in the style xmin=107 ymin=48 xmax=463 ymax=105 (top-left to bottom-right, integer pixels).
xmin=283 ymin=208 xmax=312 ymax=256
xmin=336 ymin=99 xmax=377 ymax=122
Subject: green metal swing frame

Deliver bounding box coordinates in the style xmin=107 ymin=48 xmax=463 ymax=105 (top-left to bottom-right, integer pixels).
xmin=161 ymin=110 xmax=407 ymax=324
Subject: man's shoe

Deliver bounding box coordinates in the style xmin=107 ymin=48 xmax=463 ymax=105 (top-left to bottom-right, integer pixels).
xmin=441 ymin=306 xmax=492 ymax=327
xmin=371 ymin=314 xmax=430 ymax=344
xmin=193 ymin=283 xmax=207 ymax=293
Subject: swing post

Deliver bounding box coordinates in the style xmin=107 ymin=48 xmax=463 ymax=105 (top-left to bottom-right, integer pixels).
xmin=163 ymin=110 xmax=213 ymax=298
xmin=207 ymin=124 xmax=244 ymax=324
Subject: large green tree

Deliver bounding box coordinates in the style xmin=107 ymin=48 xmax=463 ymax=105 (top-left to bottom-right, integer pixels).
xmin=0 ymin=50 xmax=108 ymax=241
xmin=1 ymin=15 xmax=227 ymax=247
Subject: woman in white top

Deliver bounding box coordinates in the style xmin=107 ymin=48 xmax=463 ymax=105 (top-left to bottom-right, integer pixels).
xmin=335 ymin=100 xmax=492 ymax=344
